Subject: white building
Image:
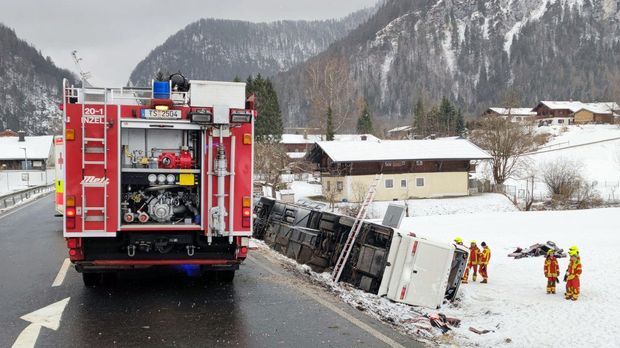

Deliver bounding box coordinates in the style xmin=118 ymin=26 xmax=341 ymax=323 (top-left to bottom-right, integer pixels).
xmin=281 ymin=133 xmax=380 ymax=160
xmin=483 ymin=108 xmax=537 ymax=123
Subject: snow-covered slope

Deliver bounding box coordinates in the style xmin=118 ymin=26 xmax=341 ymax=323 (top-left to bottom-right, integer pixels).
xmin=496 ymin=125 xmax=620 ymax=201
xmin=0 ymin=24 xmax=75 ymax=135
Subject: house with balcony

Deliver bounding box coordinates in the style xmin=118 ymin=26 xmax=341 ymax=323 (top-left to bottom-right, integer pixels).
xmin=306 ymin=139 xmax=492 ymax=202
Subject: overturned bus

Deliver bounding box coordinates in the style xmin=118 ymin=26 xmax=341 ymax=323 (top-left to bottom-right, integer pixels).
xmin=253 ymin=197 xmax=468 ymax=309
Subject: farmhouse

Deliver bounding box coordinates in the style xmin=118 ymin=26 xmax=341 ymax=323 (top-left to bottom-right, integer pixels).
xmin=281 ymin=133 xmax=380 ymax=160
xmin=306 ymin=139 xmax=491 ymax=202
xmin=482 ymin=108 xmax=537 ymax=123
xmin=573 ymin=103 xmax=620 ymax=124
xmin=533 ymin=101 xmax=619 ymax=125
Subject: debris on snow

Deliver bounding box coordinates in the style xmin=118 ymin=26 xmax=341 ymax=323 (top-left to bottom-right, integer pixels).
xmin=508 ymin=241 xmax=566 ymax=259
xmin=469 ymin=326 xmax=495 ymax=335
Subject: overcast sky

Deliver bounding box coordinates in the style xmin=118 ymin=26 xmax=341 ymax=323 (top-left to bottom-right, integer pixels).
xmin=0 ymin=0 xmax=378 ymax=86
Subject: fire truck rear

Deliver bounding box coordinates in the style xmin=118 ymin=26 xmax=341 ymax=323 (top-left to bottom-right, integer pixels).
xmin=61 ymin=75 xmax=254 ymax=286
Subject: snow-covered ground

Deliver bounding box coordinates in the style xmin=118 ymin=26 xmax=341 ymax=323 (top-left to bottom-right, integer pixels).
xmin=363 ymin=193 xmax=517 ymax=219
xmin=404 ymin=208 xmax=620 ymax=347
xmin=289 ymin=180 xmax=322 ymax=199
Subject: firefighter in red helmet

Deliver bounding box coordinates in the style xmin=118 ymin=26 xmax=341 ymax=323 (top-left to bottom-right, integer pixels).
xmin=544 ymin=249 xmax=559 ymax=294
xmin=462 ymin=240 xmax=481 ymax=284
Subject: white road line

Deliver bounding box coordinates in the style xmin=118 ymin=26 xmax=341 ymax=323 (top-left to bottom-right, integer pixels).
xmin=52 ymin=258 xmax=71 ymax=287
xmin=247 ymin=255 xmax=405 ymax=348
xmin=0 ymin=193 xmax=52 ymax=221
xmin=11 ymin=322 xmax=42 ymax=348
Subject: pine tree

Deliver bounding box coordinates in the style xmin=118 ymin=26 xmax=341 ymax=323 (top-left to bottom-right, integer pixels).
xmin=326 ymin=107 xmax=335 ymax=141
xmin=356 ymin=102 xmax=374 ymax=134
xmin=455 ymin=108 xmax=465 ymax=136
xmin=439 ymin=97 xmax=457 ymax=135
xmin=413 ymin=98 xmax=426 ymax=137
xmin=233 ymin=75 xmax=241 ymax=82
xmin=247 ymin=74 xmax=283 ymax=142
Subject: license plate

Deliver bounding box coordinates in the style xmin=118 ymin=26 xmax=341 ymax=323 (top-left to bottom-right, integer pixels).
xmin=141 ymin=109 xmax=182 ymax=119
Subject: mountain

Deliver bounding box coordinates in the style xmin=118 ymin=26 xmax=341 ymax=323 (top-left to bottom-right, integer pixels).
xmin=274 ymin=0 xmax=620 ymax=129
xmin=0 ymin=24 xmax=75 ymax=135
xmin=128 ymin=7 xmax=376 ymax=86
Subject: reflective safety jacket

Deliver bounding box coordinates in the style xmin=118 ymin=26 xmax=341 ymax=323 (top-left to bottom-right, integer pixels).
xmin=469 ymin=246 xmax=481 ymax=265
xmin=567 ymin=257 xmax=582 ymax=280
xmin=544 ymin=256 xmax=559 ymax=278
xmin=480 ymin=247 xmax=491 ymax=265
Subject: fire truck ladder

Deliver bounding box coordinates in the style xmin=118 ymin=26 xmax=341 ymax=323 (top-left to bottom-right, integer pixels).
xmin=331 ymin=174 xmax=382 ymax=283
xmin=81 ymin=88 xmax=108 ymax=234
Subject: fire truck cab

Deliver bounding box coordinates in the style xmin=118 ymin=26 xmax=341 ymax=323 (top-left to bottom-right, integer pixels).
xmin=62 ymin=75 xmax=254 ymax=286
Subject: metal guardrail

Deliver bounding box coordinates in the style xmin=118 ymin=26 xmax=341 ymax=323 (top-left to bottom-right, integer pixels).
xmin=0 ymin=184 xmax=55 ymax=210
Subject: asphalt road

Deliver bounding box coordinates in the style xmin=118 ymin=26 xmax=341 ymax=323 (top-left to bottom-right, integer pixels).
xmin=0 ymin=194 xmax=422 ymax=348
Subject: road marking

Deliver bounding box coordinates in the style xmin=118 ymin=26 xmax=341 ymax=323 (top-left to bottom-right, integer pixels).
xmin=52 ymin=258 xmax=71 ymax=287
xmin=247 ymin=255 xmax=405 ymax=348
xmin=0 ymin=193 xmax=52 ymax=221
xmin=12 ymin=297 xmax=70 ymax=348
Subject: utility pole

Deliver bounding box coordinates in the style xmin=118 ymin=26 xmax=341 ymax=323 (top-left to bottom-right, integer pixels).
xmin=20 ymin=146 xmax=30 ymax=187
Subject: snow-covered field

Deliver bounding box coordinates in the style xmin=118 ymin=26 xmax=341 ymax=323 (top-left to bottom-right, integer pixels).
xmin=404 ymin=208 xmax=620 ymax=347
xmin=487 ymin=124 xmax=620 ymax=202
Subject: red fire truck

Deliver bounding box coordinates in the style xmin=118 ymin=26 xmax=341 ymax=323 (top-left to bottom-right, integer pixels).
xmin=61 ymin=75 xmax=254 ymax=286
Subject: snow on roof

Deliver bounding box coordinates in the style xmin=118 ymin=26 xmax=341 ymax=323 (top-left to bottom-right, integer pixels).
xmin=488 ymin=108 xmax=536 ymax=116
xmin=387 ymin=125 xmax=413 ymax=133
xmin=0 ymin=135 xmax=54 ymax=160
xmin=539 ymin=101 xmax=620 ymax=113
xmin=539 ymin=101 xmax=585 ymax=112
xmin=281 ymin=133 xmax=380 ymax=144
xmin=287 ymin=152 xmax=307 ymax=159
xmin=313 ymin=139 xmax=491 ymax=163
xmin=578 ymin=102 xmax=620 ymax=114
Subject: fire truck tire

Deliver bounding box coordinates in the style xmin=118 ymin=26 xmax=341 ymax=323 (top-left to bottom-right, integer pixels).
xmin=82 ymin=272 xmax=102 ymax=287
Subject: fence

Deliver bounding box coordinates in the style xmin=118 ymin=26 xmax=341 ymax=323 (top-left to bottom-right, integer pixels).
xmin=504 ymin=178 xmax=620 ymax=205
xmin=0 ymin=184 xmax=55 ymax=210
xmin=0 ymin=169 xmax=55 ymax=195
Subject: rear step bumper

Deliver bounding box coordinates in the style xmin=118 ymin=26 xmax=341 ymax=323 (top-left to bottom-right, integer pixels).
xmin=74 ymin=259 xmax=242 ymax=272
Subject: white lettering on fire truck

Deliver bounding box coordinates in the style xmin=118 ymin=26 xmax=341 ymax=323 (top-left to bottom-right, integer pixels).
xmin=81 ymin=176 xmax=110 ymax=185
xmin=82 ymin=115 xmax=105 ymax=124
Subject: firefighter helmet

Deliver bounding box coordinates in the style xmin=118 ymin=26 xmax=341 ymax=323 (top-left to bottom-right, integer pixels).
xmin=454 ymin=237 xmax=463 ymax=244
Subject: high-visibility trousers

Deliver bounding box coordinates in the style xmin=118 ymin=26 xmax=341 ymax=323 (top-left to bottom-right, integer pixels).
xmin=479 ymin=264 xmax=488 ymax=280
xmin=462 ymin=264 xmax=478 ymax=282
xmin=566 ymin=277 xmax=580 ymax=300
xmin=546 ymin=277 xmax=557 ymax=293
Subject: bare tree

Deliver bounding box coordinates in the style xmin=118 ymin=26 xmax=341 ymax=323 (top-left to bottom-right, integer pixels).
xmin=254 ymin=141 xmax=290 ymax=198
xmin=470 ymin=117 xmax=537 ymax=186
xmin=540 ymin=158 xmax=583 ymax=200
xmin=304 ymin=54 xmax=356 ymax=132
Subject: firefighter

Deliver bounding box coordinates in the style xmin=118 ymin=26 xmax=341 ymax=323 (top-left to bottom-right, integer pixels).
xmin=479 ymin=242 xmax=491 ymax=283
xmin=462 ymin=241 xmax=481 ymax=283
xmin=564 ymin=247 xmax=582 ymax=301
xmin=544 ymin=249 xmax=559 ymax=294
xmin=454 ymin=237 xmax=463 ymax=246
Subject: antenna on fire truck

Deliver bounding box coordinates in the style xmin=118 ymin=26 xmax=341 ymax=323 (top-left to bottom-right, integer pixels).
xmin=71 ymin=50 xmax=93 ymax=87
